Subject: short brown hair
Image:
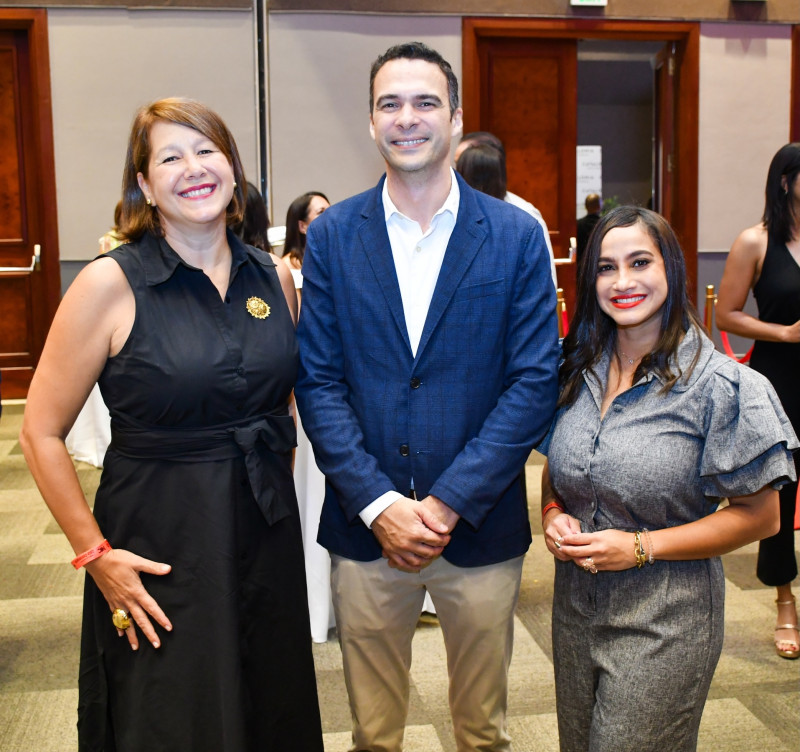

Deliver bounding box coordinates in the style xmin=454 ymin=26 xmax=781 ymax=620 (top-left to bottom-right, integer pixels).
xmin=119 ymin=98 xmax=246 ymax=241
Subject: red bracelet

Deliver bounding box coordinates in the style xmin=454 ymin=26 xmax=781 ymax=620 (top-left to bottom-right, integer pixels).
xmin=541 ymin=501 xmax=565 ymax=523
xmin=71 ymin=539 xmax=112 ymax=570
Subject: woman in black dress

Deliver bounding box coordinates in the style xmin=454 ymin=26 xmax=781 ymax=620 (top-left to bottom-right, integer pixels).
xmin=717 ymin=142 xmax=800 ymax=659
xmin=20 ymin=98 xmax=324 ymax=749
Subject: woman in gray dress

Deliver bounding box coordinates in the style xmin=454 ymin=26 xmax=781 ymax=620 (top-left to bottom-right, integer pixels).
xmin=540 ymin=206 xmax=797 ymax=752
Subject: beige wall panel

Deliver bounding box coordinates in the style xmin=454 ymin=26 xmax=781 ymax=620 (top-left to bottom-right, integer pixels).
xmin=49 ymin=8 xmax=257 ymax=261
xmin=697 ymin=23 xmax=792 ymax=254
xmin=267 ymin=13 xmax=461 ymax=227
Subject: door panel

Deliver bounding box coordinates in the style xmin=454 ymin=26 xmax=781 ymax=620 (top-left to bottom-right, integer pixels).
xmin=470 ymin=36 xmax=578 ymax=310
xmin=653 ymin=44 xmax=675 ymax=218
xmin=0 ymin=11 xmax=60 ymax=399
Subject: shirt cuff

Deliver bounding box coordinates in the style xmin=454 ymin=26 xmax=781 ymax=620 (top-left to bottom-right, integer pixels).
xmin=360 ymin=491 xmax=404 ymax=528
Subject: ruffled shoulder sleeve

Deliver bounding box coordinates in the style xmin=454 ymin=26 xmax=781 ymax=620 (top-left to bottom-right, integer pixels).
xmin=700 ymin=356 xmax=798 ymax=498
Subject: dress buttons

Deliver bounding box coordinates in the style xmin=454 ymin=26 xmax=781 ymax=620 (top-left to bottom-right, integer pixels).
xmin=410 ymin=377 xmax=421 ymax=389
xmin=415 ymin=246 xmax=422 ymax=253
xmin=399 ymin=444 xmax=410 ymax=457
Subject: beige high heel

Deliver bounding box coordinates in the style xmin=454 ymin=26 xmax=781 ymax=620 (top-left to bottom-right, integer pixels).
xmin=775 ymin=597 xmax=799 ymax=660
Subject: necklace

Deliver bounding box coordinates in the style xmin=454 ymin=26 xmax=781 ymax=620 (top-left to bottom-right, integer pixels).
xmin=618 ymin=349 xmax=636 ymax=366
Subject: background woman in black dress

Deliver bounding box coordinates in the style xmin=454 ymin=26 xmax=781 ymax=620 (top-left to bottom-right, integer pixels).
xmin=717 ymin=142 xmax=800 ymax=660
xmin=20 ymin=98 xmax=324 ymax=749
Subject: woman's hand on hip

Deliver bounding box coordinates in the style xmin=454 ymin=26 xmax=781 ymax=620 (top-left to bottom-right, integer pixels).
xmin=85 ymin=549 xmax=172 ymax=651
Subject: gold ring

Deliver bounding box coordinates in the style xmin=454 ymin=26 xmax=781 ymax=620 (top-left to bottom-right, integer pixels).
xmin=554 ymin=538 xmax=562 ymax=550
xmin=584 ymin=557 xmax=598 ymax=575
xmin=112 ymin=608 xmax=131 ymax=630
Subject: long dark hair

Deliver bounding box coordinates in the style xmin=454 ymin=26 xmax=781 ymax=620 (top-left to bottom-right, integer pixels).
xmin=284 ymin=191 xmax=329 ymax=266
xmin=763 ymin=142 xmax=800 ymax=244
xmin=456 ymin=143 xmax=506 ymax=199
xmin=559 ymin=206 xmax=704 ymax=407
xmin=233 ymin=181 xmax=270 ymax=251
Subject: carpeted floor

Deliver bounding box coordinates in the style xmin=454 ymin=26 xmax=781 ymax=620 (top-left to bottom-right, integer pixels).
xmin=1 ymin=402 xmax=798 ymax=751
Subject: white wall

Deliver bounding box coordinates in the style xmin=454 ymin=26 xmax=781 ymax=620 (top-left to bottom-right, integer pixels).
xmin=267 ymin=14 xmax=461 ymax=228
xmin=49 ymin=8 xmax=258 ymax=261
xmin=697 ymin=23 xmax=792 ymax=253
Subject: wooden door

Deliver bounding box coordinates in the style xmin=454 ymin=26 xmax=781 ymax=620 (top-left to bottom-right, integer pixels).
xmin=0 ymin=10 xmax=60 ymax=399
xmin=466 ymin=35 xmax=578 ymax=310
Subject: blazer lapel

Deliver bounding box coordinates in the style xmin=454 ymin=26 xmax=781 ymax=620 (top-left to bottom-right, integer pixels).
xmin=415 ymin=177 xmax=487 ymax=360
xmin=359 ymin=177 xmax=412 ymax=353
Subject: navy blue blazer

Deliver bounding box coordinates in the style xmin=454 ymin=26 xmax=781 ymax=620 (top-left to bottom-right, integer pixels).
xmin=295 ymin=173 xmax=559 ymax=567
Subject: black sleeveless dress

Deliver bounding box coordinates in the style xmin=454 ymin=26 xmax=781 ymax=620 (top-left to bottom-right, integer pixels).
xmin=750 ymin=234 xmax=800 ymax=587
xmin=78 ymin=231 xmax=323 ymax=751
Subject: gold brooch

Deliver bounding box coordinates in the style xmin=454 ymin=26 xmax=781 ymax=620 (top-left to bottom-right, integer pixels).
xmin=246 ymin=297 xmax=271 ymax=319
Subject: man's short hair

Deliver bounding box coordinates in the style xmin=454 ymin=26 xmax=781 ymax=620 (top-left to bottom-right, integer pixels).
xmin=369 ymin=41 xmax=460 ymax=117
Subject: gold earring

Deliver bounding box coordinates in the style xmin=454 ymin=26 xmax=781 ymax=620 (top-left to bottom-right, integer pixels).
xmin=233 ymin=182 xmax=238 ymax=188
xmin=146 ymin=197 xmax=152 ymax=206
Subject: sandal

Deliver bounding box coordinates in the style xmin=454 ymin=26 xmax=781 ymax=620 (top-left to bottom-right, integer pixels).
xmin=775 ymin=598 xmax=800 ymax=660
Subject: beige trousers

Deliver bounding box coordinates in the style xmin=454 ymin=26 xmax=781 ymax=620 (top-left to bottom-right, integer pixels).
xmin=331 ymin=553 xmax=525 ymax=752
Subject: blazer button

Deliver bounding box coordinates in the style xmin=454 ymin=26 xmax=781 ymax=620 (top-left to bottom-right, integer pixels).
xmin=410 ymin=377 xmax=421 ymax=389
xmin=399 ymin=444 xmax=410 ymax=457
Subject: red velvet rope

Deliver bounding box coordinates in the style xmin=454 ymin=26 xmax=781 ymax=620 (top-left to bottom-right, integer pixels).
xmin=719 ymin=330 xmax=754 ymax=364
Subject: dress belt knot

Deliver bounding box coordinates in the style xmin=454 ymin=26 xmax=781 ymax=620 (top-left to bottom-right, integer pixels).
xmin=109 ymin=410 xmax=297 ymax=526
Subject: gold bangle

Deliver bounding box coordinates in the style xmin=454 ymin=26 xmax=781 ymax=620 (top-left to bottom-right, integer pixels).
xmin=633 ymin=531 xmax=646 ymax=569
xmin=643 ymin=529 xmax=655 ymax=565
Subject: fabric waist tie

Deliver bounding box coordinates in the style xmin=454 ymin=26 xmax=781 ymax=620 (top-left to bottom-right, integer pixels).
xmin=109 ymin=411 xmax=296 ymax=526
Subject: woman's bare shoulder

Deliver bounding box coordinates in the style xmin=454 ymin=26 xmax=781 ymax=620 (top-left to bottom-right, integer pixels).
xmin=731 ymin=223 xmax=768 ymax=259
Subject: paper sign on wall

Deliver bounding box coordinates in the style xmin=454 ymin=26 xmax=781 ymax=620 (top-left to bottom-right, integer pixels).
xmin=576 ymin=145 xmax=602 ymax=219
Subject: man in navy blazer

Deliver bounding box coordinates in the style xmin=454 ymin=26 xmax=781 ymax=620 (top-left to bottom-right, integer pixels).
xmin=295 ymin=42 xmax=559 ymax=752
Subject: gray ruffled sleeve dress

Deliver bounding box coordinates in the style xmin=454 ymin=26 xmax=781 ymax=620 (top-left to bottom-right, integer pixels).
xmin=539 ymin=327 xmax=797 ymax=752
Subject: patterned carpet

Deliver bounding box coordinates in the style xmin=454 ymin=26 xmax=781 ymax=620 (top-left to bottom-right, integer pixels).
xmin=1 ymin=402 xmax=798 ymax=751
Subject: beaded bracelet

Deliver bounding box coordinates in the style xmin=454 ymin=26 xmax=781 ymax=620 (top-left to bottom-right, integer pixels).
xmin=633 ymin=531 xmax=647 ymax=569
xmin=643 ymin=529 xmax=655 ymax=565
xmin=71 ymin=539 xmax=112 ymax=570
xmin=541 ymin=501 xmax=565 ymax=524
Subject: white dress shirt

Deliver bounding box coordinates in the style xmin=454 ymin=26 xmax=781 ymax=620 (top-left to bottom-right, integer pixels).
xmin=359 ymin=171 xmax=460 ymax=528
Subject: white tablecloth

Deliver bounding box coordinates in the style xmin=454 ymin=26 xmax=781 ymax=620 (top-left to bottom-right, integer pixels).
xmin=65 ymin=384 xmax=110 ymax=468
xmin=294 ymin=409 xmax=336 ymax=642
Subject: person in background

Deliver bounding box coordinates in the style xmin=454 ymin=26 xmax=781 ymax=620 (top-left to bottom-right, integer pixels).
xmin=296 ymin=41 xmax=558 ymax=752
xmin=234 ymin=180 xmax=271 ymax=251
xmin=540 ymin=206 xmax=796 ymax=751
xmin=575 ymin=192 xmax=602 ymax=265
xmin=455 ymin=141 xmax=507 ymax=199
xmin=455 ymin=130 xmax=557 ymax=288
xmin=20 ymin=97 xmax=323 ymax=751
xmin=280 ymin=191 xmax=330 ymax=292
xmin=716 ymin=142 xmax=800 ymax=660
xmin=97 ymin=200 xmax=124 ymax=254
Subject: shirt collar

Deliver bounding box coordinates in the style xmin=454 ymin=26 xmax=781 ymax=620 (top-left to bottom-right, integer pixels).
xmin=381 ymin=167 xmax=460 ymax=226
xmin=584 ymin=324 xmax=714 ymax=397
xmin=139 ymin=228 xmax=274 ymax=287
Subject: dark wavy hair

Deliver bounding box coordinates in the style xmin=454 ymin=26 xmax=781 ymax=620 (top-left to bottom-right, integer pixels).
xmin=118 ymin=97 xmax=246 ymax=242
xmin=559 ymin=206 xmax=704 ymax=407
xmin=762 ymin=142 xmax=800 ymax=245
xmin=369 ymin=41 xmax=459 ymax=116
xmin=456 ymin=143 xmax=506 ymax=200
xmin=283 ymin=191 xmax=329 ymax=266
xmin=233 ymin=182 xmax=270 ymax=251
